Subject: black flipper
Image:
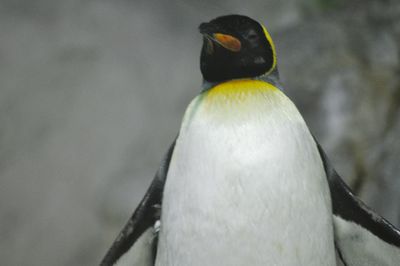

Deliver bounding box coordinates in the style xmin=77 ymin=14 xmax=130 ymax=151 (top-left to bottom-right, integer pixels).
xmin=100 ymin=140 xmax=176 ymax=266
xmin=316 ymin=141 xmax=400 ymax=265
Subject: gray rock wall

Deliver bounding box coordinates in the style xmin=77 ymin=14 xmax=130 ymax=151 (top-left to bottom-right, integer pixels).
xmin=0 ymin=0 xmax=399 ymax=265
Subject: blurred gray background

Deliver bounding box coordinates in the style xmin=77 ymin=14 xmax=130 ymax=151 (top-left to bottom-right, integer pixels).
xmin=1 ymin=0 xmax=399 ymax=265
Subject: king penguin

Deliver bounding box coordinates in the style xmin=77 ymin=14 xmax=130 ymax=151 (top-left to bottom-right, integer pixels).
xmin=101 ymin=15 xmax=400 ymax=266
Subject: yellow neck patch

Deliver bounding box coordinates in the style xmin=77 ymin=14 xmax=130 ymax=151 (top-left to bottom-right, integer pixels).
xmin=182 ymin=79 xmax=282 ymax=127
xmin=206 ymin=79 xmax=277 ymax=98
xmin=203 ymin=79 xmax=279 ymax=111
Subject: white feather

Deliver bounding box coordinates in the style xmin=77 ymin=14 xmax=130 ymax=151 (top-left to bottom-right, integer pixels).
xmin=156 ymin=84 xmax=336 ymax=266
xmin=334 ymin=216 xmax=400 ymax=266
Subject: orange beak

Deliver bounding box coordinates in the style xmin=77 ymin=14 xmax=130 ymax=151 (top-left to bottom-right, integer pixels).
xmin=212 ymin=33 xmax=242 ymax=52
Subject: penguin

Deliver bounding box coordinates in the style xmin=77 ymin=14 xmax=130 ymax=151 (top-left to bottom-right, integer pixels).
xmin=100 ymin=15 xmax=400 ymax=266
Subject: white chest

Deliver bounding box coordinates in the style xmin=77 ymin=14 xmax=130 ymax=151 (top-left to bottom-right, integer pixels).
xmin=156 ymin=84 xmax=336 ymax=266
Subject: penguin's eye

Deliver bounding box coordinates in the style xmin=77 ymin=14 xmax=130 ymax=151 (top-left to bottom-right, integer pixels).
xmin=248 ymin=34 xmax=258 ymax=40
xmin=245 ymin=30 xmax=258 ymax=41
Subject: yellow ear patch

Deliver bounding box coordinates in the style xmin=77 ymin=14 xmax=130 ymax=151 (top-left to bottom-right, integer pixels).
xmin=261 ymin=25 xmax=277 ymax=74
xmin=213 ymin=33 xmax=242 ymax=52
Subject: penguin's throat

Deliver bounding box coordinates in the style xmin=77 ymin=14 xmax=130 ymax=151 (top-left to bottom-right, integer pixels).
xmin=196 ymin=79 xmax=281 ymax=119
xmin=203 ymin=79 xmax=278 ymax=108
xmin=206 ymin=79 xmax=277 ymax=99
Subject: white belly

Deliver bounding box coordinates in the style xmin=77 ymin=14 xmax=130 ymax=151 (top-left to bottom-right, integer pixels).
xmin=156 ymin=84 xmax=336 ymax=266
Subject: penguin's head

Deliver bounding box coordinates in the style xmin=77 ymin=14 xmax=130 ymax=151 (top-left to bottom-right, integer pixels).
xmin=199 ymin=15 xmax=277 ymax=83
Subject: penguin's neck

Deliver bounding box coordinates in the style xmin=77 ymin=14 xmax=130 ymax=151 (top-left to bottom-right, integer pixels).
xmin=156 ymin=79 xmax=336 ymax=266
xmin=183 ymin=79 xmax=281 ymax=130
xmin=201 ymin=70 xmax=281 ymax=92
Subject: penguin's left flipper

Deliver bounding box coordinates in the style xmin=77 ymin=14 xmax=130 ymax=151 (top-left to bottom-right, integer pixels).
xmin=316 ymin=142 xmax=400 ymax=266
xmin=100 ymin=140 xmax=176 ymax=266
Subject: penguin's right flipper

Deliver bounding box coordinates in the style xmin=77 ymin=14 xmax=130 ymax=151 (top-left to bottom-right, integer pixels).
xmin=316 ymin=142 xmax=400 ymax=266
xmin=100 ymin=140 xmax=176 ymax=266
